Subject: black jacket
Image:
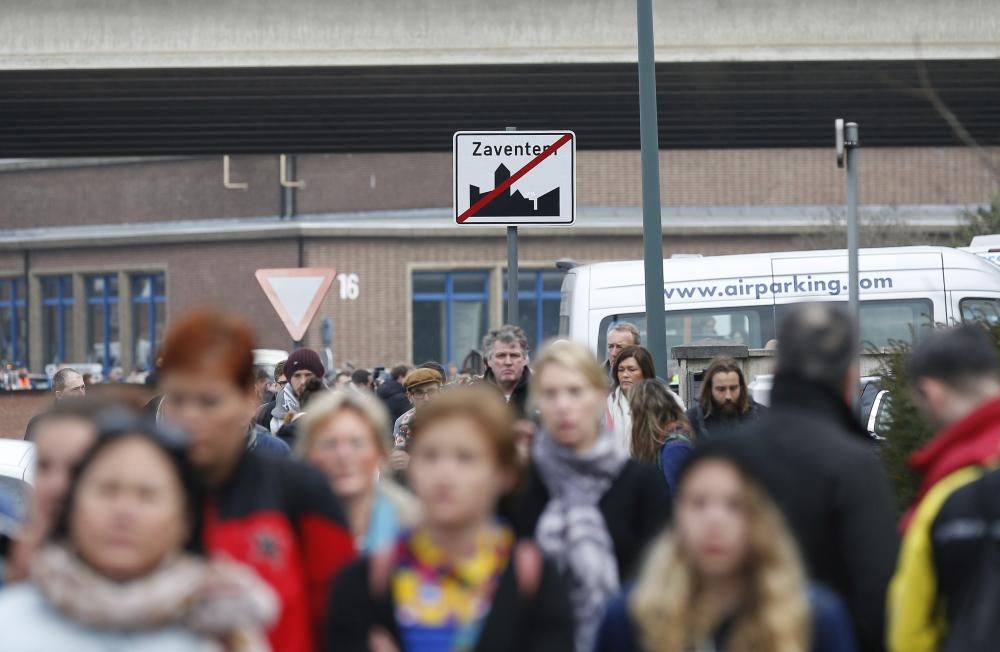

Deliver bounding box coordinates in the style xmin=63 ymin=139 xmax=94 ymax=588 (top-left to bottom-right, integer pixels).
xmin=512 ymin=459 xmax=671 ymax=582
xmin=327 ymin=549 xmax=575 ymax=652
xmin=931 ymin=466 xmax=1000 ymax=629
xmin=376 ymin=378 xmax=412 ymax=425
xmin=483 ymin=367 xmax=531 ymax=420
xmin=255 ymin=398 xmax=276 ymax=430
xmin=685 ymin=397 xmax=764 ymax=439
xmin=717 ymin=376 xmax=898 ymax=652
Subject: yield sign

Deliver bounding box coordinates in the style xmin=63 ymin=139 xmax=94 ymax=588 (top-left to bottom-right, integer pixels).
xmin=255 ymin=268 xmax=337 ymax=341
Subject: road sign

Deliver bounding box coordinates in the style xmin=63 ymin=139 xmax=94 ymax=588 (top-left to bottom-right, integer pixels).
xmin=453 ymin=131 xmax=575 ymax=225
xmin=255 ymin=268 xmax=337 ymax=341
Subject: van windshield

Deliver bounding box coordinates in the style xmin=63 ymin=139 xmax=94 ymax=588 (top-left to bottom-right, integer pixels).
xmin=597 ymin=298 xmax=932 ymax=378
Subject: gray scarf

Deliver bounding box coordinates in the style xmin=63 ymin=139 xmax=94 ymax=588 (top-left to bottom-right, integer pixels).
xmin=533 ymin=427 xmax=628 ymax=652
xmin=271 ymin=383 xmax=299 ymax=421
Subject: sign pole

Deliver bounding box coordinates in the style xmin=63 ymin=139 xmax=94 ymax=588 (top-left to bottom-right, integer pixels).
xmin=505 ymin=126 xmax=519 ymax=327
xmin=845 ymin=122 xmax=860 ymax=336
xmin=636 ymin=0 xmax=667 ymax=379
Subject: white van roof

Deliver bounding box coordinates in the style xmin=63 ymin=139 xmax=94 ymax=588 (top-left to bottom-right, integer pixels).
xmin=585 ymin=246 xmax=996 ymax=291
xmin=969 ymin=234 xmax=1000 ymax=248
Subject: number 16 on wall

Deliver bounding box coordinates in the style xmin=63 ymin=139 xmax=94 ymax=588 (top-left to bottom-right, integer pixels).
xmin=337 ymin=273 xmax=359 ymax=300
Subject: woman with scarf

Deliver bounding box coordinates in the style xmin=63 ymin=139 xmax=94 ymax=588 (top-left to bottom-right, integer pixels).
xmin=328 ymin=385 xmax=574 ymax=652
xmin=595 ymin=443 xmax=857 ymax=652
xmin=0 ymin=410 xmax=277 ymax=651
xmin=514 ymin=340 xmax=672 ymax=652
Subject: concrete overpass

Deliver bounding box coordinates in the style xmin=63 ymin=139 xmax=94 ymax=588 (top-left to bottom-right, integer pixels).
xmin=2 ymin=0 xmax=999 ymax=68
xmin=1 ymin=0 xmax=998 ymax=156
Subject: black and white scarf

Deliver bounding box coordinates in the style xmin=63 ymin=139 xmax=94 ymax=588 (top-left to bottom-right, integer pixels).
xmin=533 ymin=427 xmax=628 ymax=652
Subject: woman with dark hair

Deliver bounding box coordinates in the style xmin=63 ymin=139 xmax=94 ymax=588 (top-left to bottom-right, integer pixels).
xmin=0 ymin=411 xmax=277 ymax=650
xmin=629 ymin=379 xmax=696 ymax=496
xmin=596 ymin=444 xmax=856 ymax=652
xmin=607 ymin=345 xmax=656 ymax=455
xmin=607 ymin=346 xmax=684 ymax=456
xmin=157 ymin=309 xmax=355 ymax=652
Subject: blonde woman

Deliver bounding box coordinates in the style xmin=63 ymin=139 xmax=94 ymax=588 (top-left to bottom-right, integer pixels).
xmin=298 ymin=389 xmax=420 ymax=553
xmin=595 ymin=444 xmax=857 ymax=652
xmin=515 ymin=340 xmax=671 ymax=652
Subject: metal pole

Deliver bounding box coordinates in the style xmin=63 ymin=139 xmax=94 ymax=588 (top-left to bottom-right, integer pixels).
xmin=636 ymin=0 xmax=667 ymax=379
xmin=505 ymin=126 xmax=519 ymax=326
xmin=845 ymin=122 xmax=860 ymax=351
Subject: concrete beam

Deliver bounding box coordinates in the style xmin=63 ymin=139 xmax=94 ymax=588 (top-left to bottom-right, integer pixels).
xmin=2 ymin=0 xmax=998 ymax=69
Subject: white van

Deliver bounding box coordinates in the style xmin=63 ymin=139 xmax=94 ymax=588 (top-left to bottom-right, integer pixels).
xmin=964 ymin=234 xmax=1000 ymax=267
xmin=559 ymin=246 xmax=1000 ymax=370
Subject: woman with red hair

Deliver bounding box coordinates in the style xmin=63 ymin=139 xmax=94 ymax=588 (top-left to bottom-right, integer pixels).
xmin=158 ymin=309 xmax=355 ymax=652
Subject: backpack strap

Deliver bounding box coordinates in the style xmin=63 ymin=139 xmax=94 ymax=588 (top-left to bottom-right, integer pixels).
xmin=513 ymin=539 xmax=543 ymax=599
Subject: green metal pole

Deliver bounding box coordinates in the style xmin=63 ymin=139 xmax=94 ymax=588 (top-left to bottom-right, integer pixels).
xmin=637 ymin=0 xmax=667 ymax=379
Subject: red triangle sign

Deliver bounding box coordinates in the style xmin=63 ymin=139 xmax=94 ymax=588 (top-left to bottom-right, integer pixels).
xmin=255 ymin=268 xmax=337 ymax=342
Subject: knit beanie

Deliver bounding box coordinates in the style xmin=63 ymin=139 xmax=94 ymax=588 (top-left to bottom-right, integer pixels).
xmin=284 ymin=348 xmax=325 ymax=380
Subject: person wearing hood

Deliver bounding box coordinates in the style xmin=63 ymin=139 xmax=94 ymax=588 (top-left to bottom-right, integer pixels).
xmin=888 ymin=324 xmax=1000 ymax=652
xmin=377 ymin=364 xmax=412 ymax=424
xmin=0 ymin=411 xmax=278 ymax=651
xmin=481 ymin=325 xmax=531 ymax=419
xmin=714 ymin=304 xmax=898 ymax=652
xmin=271 ymin=347 xmax=325 ymax=434
xmin=513 ymin=340 xmax=671 ymax=652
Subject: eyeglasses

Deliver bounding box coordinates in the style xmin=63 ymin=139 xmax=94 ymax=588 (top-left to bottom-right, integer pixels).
xmin=408 ymin=386 xmax=440 ymax=399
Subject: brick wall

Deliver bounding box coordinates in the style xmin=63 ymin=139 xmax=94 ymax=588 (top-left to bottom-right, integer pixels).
xmin=2 ymin=147 xmax=997 ymax=230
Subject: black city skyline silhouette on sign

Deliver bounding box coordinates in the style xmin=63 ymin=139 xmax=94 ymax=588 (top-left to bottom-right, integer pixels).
xmin=469 ymin=164 xmax=560 ymax=217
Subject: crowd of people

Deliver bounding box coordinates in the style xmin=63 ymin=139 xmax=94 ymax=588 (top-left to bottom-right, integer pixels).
xmin=1 ymin=302 xmax=1000 ymax=652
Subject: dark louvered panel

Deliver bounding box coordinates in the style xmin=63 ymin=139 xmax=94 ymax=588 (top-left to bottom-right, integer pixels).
xmin=0 ymin=60 xmax=997 ymax=156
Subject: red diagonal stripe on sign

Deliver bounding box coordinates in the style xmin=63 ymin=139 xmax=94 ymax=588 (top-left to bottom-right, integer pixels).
xmin=457 ymin=132 xmax=573 ymax=223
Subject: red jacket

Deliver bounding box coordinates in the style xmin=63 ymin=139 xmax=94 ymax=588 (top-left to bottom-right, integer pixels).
xmin=201 ymin=449 xmax=355 ymax=651
xmin=902 ymin=396 xmax=1000 ymax=532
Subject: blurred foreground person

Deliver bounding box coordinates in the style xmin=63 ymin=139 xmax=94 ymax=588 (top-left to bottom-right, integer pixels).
xmin=298 ymin=390 xmax=420 ymax=553
xmin=719 ymin=304 xmax=897 ymax=652
xmin=686 ymin=357 xmax=762 ymax=438
xmin=629 ymin=379 xmax=696 ymax=495
xmin=7 ymin=401 xmax=98 ymax=582
xmin=23 ymin=367 xmax=86 ymax=440
xmin=596 ymin=445 xmax=857 ymax=652
xmin=328 ymin=386 xmax=573 ymax=652
xmin=888 ymin=324 xmax=1000 ymax=652
xmin=515 ymin=340 xmax=670 ymax=652
xmin=0 ymin=414 xmax=277 ymax=651
xmin=158 ymin=310 xmax=354 ymax=652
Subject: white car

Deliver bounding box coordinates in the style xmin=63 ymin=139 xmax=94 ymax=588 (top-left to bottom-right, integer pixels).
xmin=0 ymin=439 xmax=33 ymax=526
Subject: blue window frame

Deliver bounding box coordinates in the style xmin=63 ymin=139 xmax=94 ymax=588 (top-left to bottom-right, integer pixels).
xmin=0 ymin=279 xmax=26 ymax=365
xmin=41 ymin=276 xmax=74 ymax=365
xmin=504 ymin=270 xmax=565 ymax=352
xmin=85 ymin=275 xmax=119 ymax=373
xmin=132 ymin=273 xmax=166 ymax=371
xmin=412 ymin=271 xmax=490 ymax=365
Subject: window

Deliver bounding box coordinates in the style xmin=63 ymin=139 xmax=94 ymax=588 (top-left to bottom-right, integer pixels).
xmin=41 ymin=275 xmax=74 ymax=365
xmin=132 ymin=273 xmax=166 ymax=371
xmin=961 ymin=298 xmax=1000 ymax=326
xmin=504 ymin=270 xmax=564 ymax=352
xmin=0 ymin=279 xmax=26 ymax=365
xmin=85 ymin=275 xmax=120 ymax=373
xmin=412 ymin=271 xmax=489 ymax=365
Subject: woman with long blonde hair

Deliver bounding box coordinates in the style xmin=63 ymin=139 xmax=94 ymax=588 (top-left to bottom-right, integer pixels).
xmin=595 ymin=444 xmax=857 ymax=652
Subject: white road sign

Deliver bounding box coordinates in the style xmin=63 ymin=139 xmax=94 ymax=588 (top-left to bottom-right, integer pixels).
xmin=453 ymin=130 xmax=575 ymax=225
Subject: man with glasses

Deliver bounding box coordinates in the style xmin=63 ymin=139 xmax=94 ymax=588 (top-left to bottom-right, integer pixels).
xmin=388 ymin=367 xmax=445 ymax=476
xmin=24 ymin=367 xmax=86 ymax=441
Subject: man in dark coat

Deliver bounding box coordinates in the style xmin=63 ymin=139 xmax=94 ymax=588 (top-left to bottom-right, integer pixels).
xmin=376 ymin=364 xmax=412 ymax=424
xmin=716 ymin=304 xmax=898 ymax=652
xmin=685 ymin=357 xmax=763 ymax=438
xmin=481 ymin=325 xmax=531 ymax=419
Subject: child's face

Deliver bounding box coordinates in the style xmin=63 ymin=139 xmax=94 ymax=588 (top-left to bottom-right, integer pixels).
xmin=408 ymin=416 xmax=508 ymax=530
